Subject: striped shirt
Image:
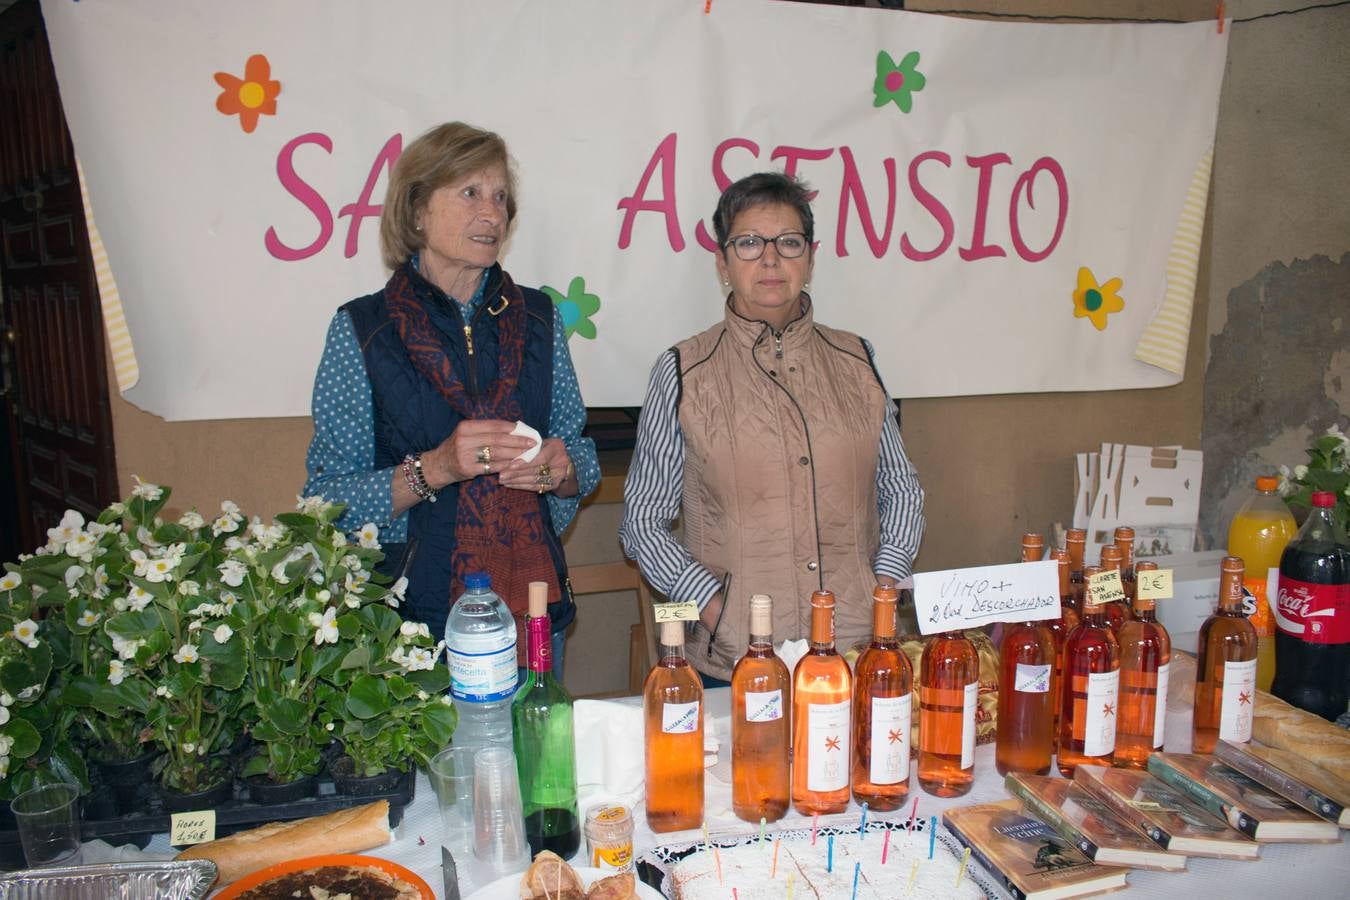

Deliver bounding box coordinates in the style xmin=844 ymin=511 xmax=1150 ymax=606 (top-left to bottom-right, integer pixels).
xmin=619 ymin=339 xmax=925 ymax=610
xmin=304 ymin=270 xmax=600 ymax=540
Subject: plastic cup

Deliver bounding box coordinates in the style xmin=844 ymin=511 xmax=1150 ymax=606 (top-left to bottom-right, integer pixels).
xmin=430 ymin=747 xmax=476 ymax=855
xmin=11 ymin=783 xmax=80 ymax=868
xmin=471 ymin=746 xmax=529 ymax=878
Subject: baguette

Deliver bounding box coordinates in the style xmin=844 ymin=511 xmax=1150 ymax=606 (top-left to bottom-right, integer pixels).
xmin=175 ymin=799 xmax=391 ymax=886
xmin=1252 ymin=690 xmax=1350 ymax=782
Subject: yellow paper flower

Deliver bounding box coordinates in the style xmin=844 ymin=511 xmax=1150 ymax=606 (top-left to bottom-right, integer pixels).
xmin=1072 ymin=267 xmax=1125 ymax=331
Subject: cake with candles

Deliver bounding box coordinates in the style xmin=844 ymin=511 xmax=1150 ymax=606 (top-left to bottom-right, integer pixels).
xmin=664 ymin=822 xmax=987 ymax=899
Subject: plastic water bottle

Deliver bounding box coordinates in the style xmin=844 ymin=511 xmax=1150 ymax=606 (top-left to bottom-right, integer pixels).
xmin=445 ymin=572 xmax=518 ymax=752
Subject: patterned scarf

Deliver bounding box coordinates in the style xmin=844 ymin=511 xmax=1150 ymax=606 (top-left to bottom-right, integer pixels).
xmin=384 ymin=264 xmax=561 ymax=650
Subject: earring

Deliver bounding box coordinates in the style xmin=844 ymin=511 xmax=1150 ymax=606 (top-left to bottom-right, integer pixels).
xmin=722 ymin=278 xmax=730 ymax=286
xmin=804 ymin=282 xmax=811 ymax=291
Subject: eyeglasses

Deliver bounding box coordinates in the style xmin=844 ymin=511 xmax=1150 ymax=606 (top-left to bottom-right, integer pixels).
xmin=724 ymin=232 xmax=809 ymax=261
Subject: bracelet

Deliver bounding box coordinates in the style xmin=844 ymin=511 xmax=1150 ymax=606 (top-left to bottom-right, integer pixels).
xmin=401 ymin=453 xmax=438 ymax=503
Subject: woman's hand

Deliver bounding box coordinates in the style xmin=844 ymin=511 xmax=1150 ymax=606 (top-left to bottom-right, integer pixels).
xmin=498 ymin=437 xmax=576 ymax=496
xmin=422 ymin=419 xmax=536 ymax=488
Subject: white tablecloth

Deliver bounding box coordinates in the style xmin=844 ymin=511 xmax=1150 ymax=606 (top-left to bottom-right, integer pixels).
xmin=143 ymin=684 xmax=1349 ymax=899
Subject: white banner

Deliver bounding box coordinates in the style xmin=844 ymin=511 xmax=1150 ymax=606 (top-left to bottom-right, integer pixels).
xmin=42 ymin=0 xmax=1228 ymax=421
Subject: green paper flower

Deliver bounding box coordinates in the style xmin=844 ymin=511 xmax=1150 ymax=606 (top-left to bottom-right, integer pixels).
xmin=873 ymin=50 xmax=926 ymax=114
xmin=542 ymin=276 xmax=601 ymax=340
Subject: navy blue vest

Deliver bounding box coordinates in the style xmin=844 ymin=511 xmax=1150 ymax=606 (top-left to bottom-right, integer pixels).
xmin=343 ymin=264 xmax=574 ymax=642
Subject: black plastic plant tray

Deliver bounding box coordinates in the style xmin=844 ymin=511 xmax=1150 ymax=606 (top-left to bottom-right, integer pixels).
xmin=0 ymin=766 xmax=415 ymax=862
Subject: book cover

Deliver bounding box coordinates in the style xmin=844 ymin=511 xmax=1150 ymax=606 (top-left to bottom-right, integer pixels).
xmin=1006 ymin=773 xmax=1187 ymax=871
xmin=1213 ymin=739 xmax=1350 ymax=828
xmin=1072 ymin=765 xmax=1260 ymax=860
xmin=1147 ymin=753 xmax=1341 ymax=842
xmin=943 ymin=799 xmax=1128 ymax=900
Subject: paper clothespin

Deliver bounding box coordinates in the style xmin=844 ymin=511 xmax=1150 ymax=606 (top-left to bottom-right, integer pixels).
xmin=1216 ymin=1 xmax=1225 ymax=33
xmin=704 ymin=0 xmax=713 ymax=13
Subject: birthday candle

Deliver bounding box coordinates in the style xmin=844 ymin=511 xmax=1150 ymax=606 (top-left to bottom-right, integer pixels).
xmin=827 ymin=835 xmax=834 ymax=873
xmin=714 ymin=845 xmax=723 ymax=885
xmin=852 ymin=862 xmax=860 ymax=900
xmin=733 ymin=890 xmax=739 ymax=900
xmin=907 ymin=860 xmax=918 ymax=895
xmin=759 ymin=816 xmax=766 ymax=846
xmin=787 ymin=872 xmax=795 ymax=900
xmin=928 ymin=816 xmax=936 ymax=859
xmin=812 ymin=812 xmax=819 ymax=845
xmin=956 ymin=847 xmax=971 ymax=887
xmin=859 ymin=801 xmax=869 ymax=838
xmin=882 ymin=828 xmax=891 ymax=865
xmin=703 ymin=822 xmax=710 ymax=853
xmin=771 ymin=838 xmax=780 ymax=878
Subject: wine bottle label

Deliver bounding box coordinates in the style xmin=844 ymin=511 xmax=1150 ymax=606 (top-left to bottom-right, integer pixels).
xmin=1152 ymin=662 xmax=1170 ymax=748
xmin=806 ymin=700 xmax=850 ymax=792
xmin=662 ymin=700 xmax=701 ymax=734
xmin=1014 ymin=662 xmax=1051 ymax=693
xmin=961 ymin=681 xmax=977 ymax=770
xmin=868 ymin=693 xmax=911 ymax=784
xmin=1083 ymin=669 xmax=1120 ymax=758
xmin=1274 ymin=576 xmax=1349 ymax=644
xmin=1219 ymin=658 xmax=1257 ymax=742
xmin=744 ymin=689 xmax=784 ymax=723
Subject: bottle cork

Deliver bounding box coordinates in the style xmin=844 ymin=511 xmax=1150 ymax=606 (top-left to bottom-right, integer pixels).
xmin=1022 ymin=533 xmax=1044 ymax=562
xmin=1083 ymin=565 xmax=1103 ymax=611
xmin=1133 ymin=561 xmax=1158 ymax=611
xmin=660 ymin=620 xmax=685 ymax=647
xmin=749 ymin=594 xmax=773 ymax=637
xmin=527 ymin=581 xmax=549 ymax=618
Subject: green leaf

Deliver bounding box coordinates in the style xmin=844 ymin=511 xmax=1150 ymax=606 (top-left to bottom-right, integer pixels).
xmin=420 ymin=703 xmax=457 ymax=747
xmin=59 ymin=675 xmax=98 ymax=709
xmin=345 ymin=675 xmax=391 ymax=720
xmin=337 ymin=646 xmax=371 ymax=672
xmin=0 ymin=642 xmax=52 ymax=696
xmin=355 ymin=604 xmax=401 ymax=643
xmin=386 ymin=675 xmax=416 ymax=702
xmin=406 ymin=666 xmax=451 ymax=695
xmin=94 ymin=680 xmax=153 ymax=717
xmin=240 ymin=755 xmax=270 ymax=778
xmin=1 ymin=718 xmax=41 ymax=759
xmin=105 ymin=608 xmax=170 ymax=640
xmin=47 ymin=743 xmax=91 ymax=792
xmin=262 ymin=697 xmax=311 ymax=736
xmin=274 ymin=610 xmax=308 ymax=638
xmin=200 ymin=633 xmax=247 ymax=690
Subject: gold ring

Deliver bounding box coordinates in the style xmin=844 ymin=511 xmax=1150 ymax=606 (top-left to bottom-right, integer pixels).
xmin=476 ymin=445 xmax=491 ymax=464
xmin=537 ymin=463 xmax=551 ymax=478
xmin=483 ymin=461 xmax=491 ymax=474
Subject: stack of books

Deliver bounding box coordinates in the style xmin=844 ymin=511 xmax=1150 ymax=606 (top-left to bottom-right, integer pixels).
xmin=944 ymin=743 xmax=1345 ymax=899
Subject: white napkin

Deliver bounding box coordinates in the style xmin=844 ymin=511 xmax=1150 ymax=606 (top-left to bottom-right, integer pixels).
xmin=574 ymin=699 xmax=646 ymax=814
xmin=776 ymin=638 xmax=809 ymax=675
xmin=511 ymin=420 xmax=543 ymax=463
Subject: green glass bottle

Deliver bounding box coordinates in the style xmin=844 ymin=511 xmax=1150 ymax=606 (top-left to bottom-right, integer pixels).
xmin=512 ymin=582 xmax=580 ymax=857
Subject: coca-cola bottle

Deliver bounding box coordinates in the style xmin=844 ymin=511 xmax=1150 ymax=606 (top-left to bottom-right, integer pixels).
xmin=1272 ymin=491 xmax=1349 ymax=721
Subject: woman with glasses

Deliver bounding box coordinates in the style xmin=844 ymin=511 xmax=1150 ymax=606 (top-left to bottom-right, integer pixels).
xmin=620 ymin=172 xmax=925 ymax=686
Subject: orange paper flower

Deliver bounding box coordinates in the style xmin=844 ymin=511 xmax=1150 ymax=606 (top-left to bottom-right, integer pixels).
xmin=214 ymin=54 xmax=281 ymax=133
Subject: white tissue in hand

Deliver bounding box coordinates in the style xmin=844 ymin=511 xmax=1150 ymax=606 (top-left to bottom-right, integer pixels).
xmin=511 ymin=420 xmax=543 ymax=463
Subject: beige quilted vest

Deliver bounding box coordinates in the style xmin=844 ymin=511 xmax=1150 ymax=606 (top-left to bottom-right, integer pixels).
xmin=677 ymin=298 xmax=889 ymax=680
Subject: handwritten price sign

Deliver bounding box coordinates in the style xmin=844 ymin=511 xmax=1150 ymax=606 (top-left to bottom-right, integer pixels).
xmin=911 ymin=560 xmax=1060 ymax=635
xmin=1137 ymin=568 xmax=1174 ymax=600
xmin=653 ymin=602 xmax=700 ymax=623
xmin=1088 ymin=570 xmax=1127 ymax=606
xmin=170 ymin=809 xmax=216 ymax=846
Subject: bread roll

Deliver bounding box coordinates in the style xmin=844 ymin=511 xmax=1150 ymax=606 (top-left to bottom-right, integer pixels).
xmin=1252 ymin=690 xmax=1350 ymax=782
xmin=175 ymin=799 xmax=390 ymax=886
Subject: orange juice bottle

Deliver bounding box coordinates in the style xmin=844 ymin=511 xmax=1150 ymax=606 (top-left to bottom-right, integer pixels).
xmin=1228 ymin=476 xmax=1297 ymax=692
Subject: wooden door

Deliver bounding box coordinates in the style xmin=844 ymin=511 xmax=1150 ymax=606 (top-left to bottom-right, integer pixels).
xmin=0 ymin=0 xmax=117 ymax=558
